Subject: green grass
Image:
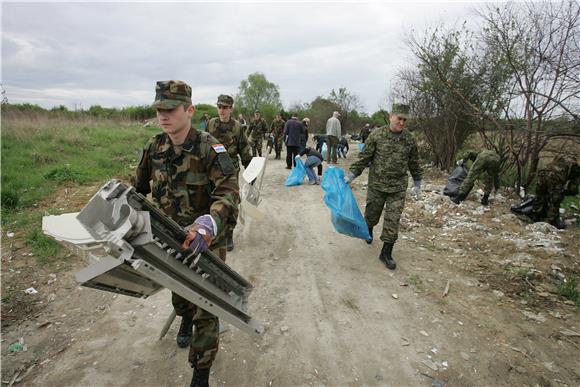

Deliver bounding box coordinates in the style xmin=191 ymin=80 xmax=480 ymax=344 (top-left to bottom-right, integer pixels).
xmin=406 ymin=274 xmax=424 ymax=291
xmin=26 ymin=228 xmax=62 ymax=265
xmin=558 ymin=277 xmax=579 ymax=306
xmin=1 ymin=119 xmax=158 ymax=228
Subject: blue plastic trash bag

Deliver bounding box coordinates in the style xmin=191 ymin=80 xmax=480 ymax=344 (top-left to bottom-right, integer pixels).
xmin=321 ymin=167 xmax=371 ymax=240
xmin=321 ymin=143 xmax=328 ymax=160
xmin=284 ymin=156 xmax=306 ymax=186
xmin=358 ymin=143 xmax=364 ymax=151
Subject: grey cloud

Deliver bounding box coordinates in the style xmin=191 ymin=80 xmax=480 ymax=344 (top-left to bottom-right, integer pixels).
xmin=2 ymin=2 xmax=476 ymax=111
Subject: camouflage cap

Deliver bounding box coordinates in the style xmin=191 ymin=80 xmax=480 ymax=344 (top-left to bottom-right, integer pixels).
xmin=152 ymin=80 xmax=192 ymax=109
xmin=391 ymin=103 xmax=411 ymax=119
xmin=217 ymin=94 xmax=234 ymax=106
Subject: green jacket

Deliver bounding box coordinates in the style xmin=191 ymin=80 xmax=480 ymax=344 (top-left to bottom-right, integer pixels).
xmin=133 ymin=128 xmax=239 ymax=238
xmin=207 ymin=117 xmax=252 ymax=171
xmin=350 ymin=127 xmax=422 ymax=192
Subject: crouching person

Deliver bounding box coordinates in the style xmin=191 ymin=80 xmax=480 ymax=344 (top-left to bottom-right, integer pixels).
xmin=300 ymin=146 xmax=324 ymax=185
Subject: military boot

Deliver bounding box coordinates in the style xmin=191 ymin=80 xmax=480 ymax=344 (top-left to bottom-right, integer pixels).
xmin=177 ymin=316 xmax=194 ymax=348
xmin=379 ymin=242 xmax=396 ymax=270
xmin=481 ymin=193 xmax=490 ymax=206
xmin=366 ymin=225 xmax=373 ymax=244
xmin=190 ymin=367 xmax=210 ymax=387
xmin=226 ymin=236 xmax=234 ymax=252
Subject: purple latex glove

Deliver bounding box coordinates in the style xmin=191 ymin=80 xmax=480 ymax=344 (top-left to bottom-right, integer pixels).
xmin=182 ymin=215 xmax=217 ymax=256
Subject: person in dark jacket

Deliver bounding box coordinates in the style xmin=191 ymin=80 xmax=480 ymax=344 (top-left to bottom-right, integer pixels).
xmin=313 ymin=134 xmax=327 ymax=153
xmin=337 ymin=136 xmax=349 ymax=158
xmin=301 ymin=118 xmax=310 ymax=152
xmin=284 ymin=115 xmax=305 ymax=169
xmin=299 ymin=147 xmax=324 ymax=185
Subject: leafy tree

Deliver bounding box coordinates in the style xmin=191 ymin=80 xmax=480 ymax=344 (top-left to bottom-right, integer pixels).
xmin=235 ymin=72 xmax=283 ymax=123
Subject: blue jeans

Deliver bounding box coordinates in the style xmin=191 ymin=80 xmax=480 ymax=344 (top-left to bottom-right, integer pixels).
xmin=304 ymin=156 xmax=322 ymax=183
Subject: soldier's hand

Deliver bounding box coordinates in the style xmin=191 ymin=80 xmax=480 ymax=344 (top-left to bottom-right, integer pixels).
xmin=345 ymin=172 xmax=356 ymax=185
xmin=182 ymin=215 xmax=217 ymax=256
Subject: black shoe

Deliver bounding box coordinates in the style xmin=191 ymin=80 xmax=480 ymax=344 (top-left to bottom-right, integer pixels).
xmin=226 ymin=236 xmax=234 ymax=251
xmin=190 ymin=368 xmax=210 ymax=387
xmin=366 ymin=226 xmax=373 ymax=244
xmin=379 ymin=243 xmax=396 ymax=270
xmin=177 ymin=316 xmax=194 ymax=348
xmin=481 ymin=193 xmax=490 ymax=206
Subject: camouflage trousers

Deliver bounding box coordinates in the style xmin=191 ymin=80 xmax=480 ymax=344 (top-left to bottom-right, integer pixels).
xmin=458 ymin=159 xmax=500 ymax=197
xmin=531 ymin=171 xmax=565 ymax=223
xmin=172 ymin=244 xmax=227 ymax=369
xmin=250 ymin=137 xmax=263 ymax=157
xmin=273 ymin=137 xmax=283 ymax=159
xmin=364 ymin=187 xmax=407 ymax=243
xmin=226 ymin=170 xmax=240 ymax=238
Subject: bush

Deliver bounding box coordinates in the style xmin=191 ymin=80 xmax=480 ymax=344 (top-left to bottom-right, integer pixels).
xmin=43 ymin=165 xmax=84 ymax=183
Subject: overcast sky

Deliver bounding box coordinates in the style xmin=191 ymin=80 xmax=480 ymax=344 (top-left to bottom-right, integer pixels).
xmin=2 ymin=1 xmax=482 ymax=113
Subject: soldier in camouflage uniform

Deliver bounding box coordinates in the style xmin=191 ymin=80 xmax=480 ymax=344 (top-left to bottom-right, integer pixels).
xmin=348 ymin=103 xmax=422 ymax=270
xmin=530 ymin=155 xmax=579 ymax=229
xmin=133 ymin=80 xmax=239 ymax=387
xmin=248 ymin=111 xmax=268 ymax=157
xmin=207 ymin=95 xmax=252 ymax=251
xmin=451 ymin=149 xmax=500 ymax=205
xmin=269 ymin=113 xmax=285 ymax=159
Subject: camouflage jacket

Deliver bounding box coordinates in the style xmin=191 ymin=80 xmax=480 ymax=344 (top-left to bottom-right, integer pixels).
xmin=270 ymin=119 xmax=286 ymax=139
xmin=350 ymin=127 xmax=423 ymax=192
xmin=473 ymin=150 xmax=500 ymax=169
xmin=248 ymin=118 xmax=268 ymax=140
xmin=538 ymin=157 xmax=579 ymax=196
xmin=207 ymin=117 xmax=252 ymax=171
xmin=133 ymin=128 xmax=239 ymax=239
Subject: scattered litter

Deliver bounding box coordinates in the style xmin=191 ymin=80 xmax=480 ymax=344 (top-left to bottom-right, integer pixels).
xmin=430 ymin=347 xmax=438 ymax=354
xmin=401 ymin=337 xmax=410 ymax=346
xmin=559 ymin=328 xmax=580 ymax=337
xmin=460 ymin=352 xmax=470 ymax=361
xmin=392 ymin=294 xmax=399 ymax=299
xmin=7 ymin=232 xmax=15 ymax=238
xmin=400 ymin=282 xmax=409 ymax=287
xmin=442 ymin=280 xmax=450 ymax=297
xmin=421 ymin=359 xmax=438 ymax=371
xmin=543 ymin=361 xmax=556 ymax=372
xmin=280 ymin=325 xmax=289 ymax=333
xmin=419 ymin=330 xmax=430 ymax=337
xmin=522 ymin=311 xmax=546 ymax=323
xmin=493 ymin=290 xmax=505 ymax=298
xmin=432 ymin=380 xmax=444 ymax=387
xmin=24 ymin=288 xmax=38 ymax=295
xmin=441 ymin=361 xmax=448 ymax=368
xmin=8 ymin=343 xmax=23 ymax=353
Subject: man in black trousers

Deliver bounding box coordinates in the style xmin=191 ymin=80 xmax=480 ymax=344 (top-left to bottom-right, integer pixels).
xmin=284 ymin=115 xmax=305 ymax=169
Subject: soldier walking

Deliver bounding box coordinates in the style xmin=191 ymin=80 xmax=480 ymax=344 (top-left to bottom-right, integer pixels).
xmin=133 ymin=80 xmax=239 ymax=387
xmin=451 ymin=149 xmax=500 ymax=205
xmin=248 ymin=110 xmax=268 ymax=157
xmin=269 ymin=113 xmax=285 ymax=160
xmin=347 ymin=103 xmax=422 ymax=270
xmin=207 ymin=95 xmax=253 ymax=251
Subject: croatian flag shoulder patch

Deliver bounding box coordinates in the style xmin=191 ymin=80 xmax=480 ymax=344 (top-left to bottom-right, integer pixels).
xmin=212 ymin=144 xmax=227 ymax=153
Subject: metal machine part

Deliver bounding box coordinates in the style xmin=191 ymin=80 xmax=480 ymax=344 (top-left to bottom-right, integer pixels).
xmin=42 ymin=180 xmax=263 ymax=337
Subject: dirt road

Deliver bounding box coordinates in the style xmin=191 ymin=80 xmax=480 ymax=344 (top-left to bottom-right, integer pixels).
xmin=2 ymin=145 xmax=579 ymax=386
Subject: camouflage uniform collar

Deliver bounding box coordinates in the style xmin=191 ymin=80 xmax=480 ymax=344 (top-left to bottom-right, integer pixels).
xmin=181 ymin=127 xmax=199 ymax=153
